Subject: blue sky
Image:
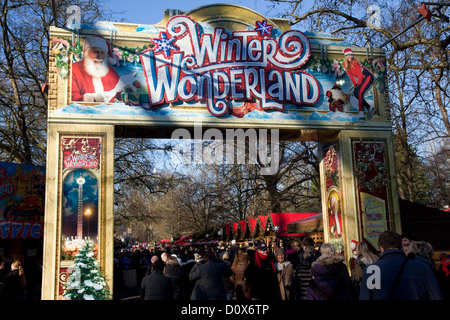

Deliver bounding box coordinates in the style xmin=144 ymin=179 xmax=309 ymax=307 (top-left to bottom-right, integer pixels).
xmin=105 ymin=0 xmax=293 ymax=25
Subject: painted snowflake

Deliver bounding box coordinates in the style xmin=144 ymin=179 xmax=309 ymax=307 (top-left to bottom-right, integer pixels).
xmin=255 ymin=20 xmax=273 ymax=36
xmin=152 ymin=32 xmax=178 ymax=58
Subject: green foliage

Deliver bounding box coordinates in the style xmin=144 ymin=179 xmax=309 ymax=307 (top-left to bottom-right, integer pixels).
xmin=63 ymin=241 xmax=110 ymax=300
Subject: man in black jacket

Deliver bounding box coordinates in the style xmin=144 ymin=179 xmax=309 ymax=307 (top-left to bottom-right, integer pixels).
xmin=140 ymin=259 xmax=173 ymax=300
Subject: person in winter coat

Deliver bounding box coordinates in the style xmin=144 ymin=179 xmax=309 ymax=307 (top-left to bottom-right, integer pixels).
xmin=292 ymin=245 xmax=319 ymax=300
xmin=410 ymin=241 xmax=450 ymax=300
xmin=221 ymin=252 xmax=235 ymax=300
xmin=189 ymin=252 xmax=233 ymax=300
xmin=308 ymin=243 xmax=357 ymax=300
xmin=243 ymin=242 xmax=278 ymax=300
xmin=246 ymin=242 xmax=256 ymax=260
xmin=231 ymin=247 xmax=251 ymax=300
xmin=0 ymin=260 xmax=26 ymax=301
xmin=140 ymin=259 xmax=173 ymax=300
xmin=274 ymin=248 xmax=293 ymax=300
xmin=360 ymin=231 xmax=443 ymax=300
xmin=164 ymin=255 xmax=188 ymax=300
xmin=181 ymin=253 xmax=197 ymax=299
xmin=306 ymin=261 xmax=350 ymax=300
xmin=228 ymin=240 xmax=240 ymax=264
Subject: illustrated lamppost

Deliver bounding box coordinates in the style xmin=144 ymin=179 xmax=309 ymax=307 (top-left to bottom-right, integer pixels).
xmin=85 ymin=208 xmax=92 ymax=240
xmin=76 ymin=176 xmax=85 ymax=241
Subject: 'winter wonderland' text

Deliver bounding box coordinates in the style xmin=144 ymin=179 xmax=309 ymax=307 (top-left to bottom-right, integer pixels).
xmin=141 ymin=16 xmax=320 ymax=117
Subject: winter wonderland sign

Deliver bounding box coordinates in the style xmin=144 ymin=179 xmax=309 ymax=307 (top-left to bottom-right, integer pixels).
xmin=49 ymin=6 xmax=389 ymax=126
xmin=140 ymin=16 xmax=319 ymax=116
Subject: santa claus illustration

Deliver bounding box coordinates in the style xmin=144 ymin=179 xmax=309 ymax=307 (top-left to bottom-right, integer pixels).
xmin=71 ymin=36 xmax=120 ymax=103
xmin=328 ymin=192 xmax=343 ymax=237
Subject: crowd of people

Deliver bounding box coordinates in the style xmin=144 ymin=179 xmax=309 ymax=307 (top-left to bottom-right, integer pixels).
xmin=1 ymin=230 xmax=448 ymax=301
xmin=114 ymin=231 xmax=450 ymax=301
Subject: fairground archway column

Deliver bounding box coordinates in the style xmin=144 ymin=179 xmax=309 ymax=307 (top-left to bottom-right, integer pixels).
xmin=319 ymin=129 xmax=402 ymax=263
xmin=42 ymin=123 xmax=115 ymax=300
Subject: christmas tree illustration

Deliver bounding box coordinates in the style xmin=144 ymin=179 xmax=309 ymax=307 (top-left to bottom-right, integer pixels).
xmin=63 ymin=241 xmax=110 ymax=300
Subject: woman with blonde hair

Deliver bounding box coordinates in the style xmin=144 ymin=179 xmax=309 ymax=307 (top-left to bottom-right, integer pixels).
xmin=351 ymin=242 xmax=379 ymax=292
xmin=356 ymin=242 xmax=379 ymax=265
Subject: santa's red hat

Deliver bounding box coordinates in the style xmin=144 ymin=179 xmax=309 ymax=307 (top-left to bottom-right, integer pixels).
xmin=343 ymin=48 xmax=353 ymax=56
xmin=83 ymin=35 xmax=116 ymax=63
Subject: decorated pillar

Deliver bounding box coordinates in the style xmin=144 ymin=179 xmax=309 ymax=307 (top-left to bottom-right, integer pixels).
xmin=320 ymin=142 xmax=346 ymax=254
xmin=320 ymin=130 xmax=401 ymax=263
xmin=42 ymin=123 xmax=114 ymax=300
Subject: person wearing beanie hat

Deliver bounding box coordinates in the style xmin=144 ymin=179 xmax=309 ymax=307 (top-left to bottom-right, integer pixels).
xmin=71 ymin=35 xmax=120 ymax=103
xmin=244 ymin=241 xmax=278 ymax=300
xmin=342 ymin=47 xmax=375 ymax=121
xmin=257 ymin=242 xmax=268 ymax=251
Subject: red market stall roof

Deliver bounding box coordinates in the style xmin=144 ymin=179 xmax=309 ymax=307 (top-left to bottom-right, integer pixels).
xmin=157 ymin=239 xmax=173 ymax=244
xmin=258 ymin=215 xmax=268 ymax=231
xmin=225 ymin=224 xmax=231 ymax=239
xmin=225 ymin=213 xmax=323 ymax=239
xmin=175 ymin=235 xmax=192 ymax=244
xmin=248 ymin=218 xmax=258 ymax=234
xmin=240 ymin=220 xmax=248 ymax=234
xmin=268 ymin=212 xmax=319 ymax=237
xmin=232 ymin=222 xmax=239 ymax=236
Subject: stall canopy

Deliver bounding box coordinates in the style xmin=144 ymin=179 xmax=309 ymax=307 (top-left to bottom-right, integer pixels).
xmin=258 ymin=216 xmax=268 ymax=231
xmin=157 ymin=239 xmax=173 ymax=245
xmin=240 ymin=220 xmax=248 ymax=235
xmin=223 ymin=212 xmax=322 ymax=240
xmin=268 ymin=212 xmax=319 ymax=237
xmin=248 ymin=218 xmax=257 ymax=235
xmin=225 ymin=224 xmax=231 ymax=240
xmin=175 ymin=235 xmax=192 ymax=245
xmin=232 ymin=222 xmax=240 ymax=237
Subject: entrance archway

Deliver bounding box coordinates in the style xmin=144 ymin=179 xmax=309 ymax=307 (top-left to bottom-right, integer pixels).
xmin=42 ymin=4 xmax=401 ymax=299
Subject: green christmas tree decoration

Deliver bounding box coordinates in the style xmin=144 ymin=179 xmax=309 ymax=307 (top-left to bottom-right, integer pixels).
xmin=63 ymin=241 xmax=110 ymax=300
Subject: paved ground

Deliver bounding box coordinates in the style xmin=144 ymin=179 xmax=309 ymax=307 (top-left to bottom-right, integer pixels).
xmin=113 ymin=285 xmax=141 ymax=300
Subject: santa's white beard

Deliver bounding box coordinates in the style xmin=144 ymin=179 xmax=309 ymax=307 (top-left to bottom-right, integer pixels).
xmin=84 ymin=57 xmax=109 ymax=78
